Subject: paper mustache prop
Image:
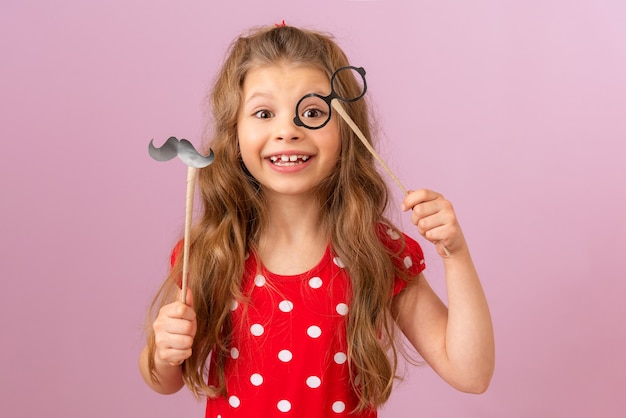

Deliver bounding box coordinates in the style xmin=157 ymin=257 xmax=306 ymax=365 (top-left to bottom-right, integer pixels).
xmin=148 ymin=136 xmax=214 ymax=168
xmin=149 ymin=137 xmax=215 ymax=303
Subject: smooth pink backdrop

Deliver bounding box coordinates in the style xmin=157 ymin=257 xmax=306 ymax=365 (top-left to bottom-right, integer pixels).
xmin=1 ymin=1 xmax=625 ymax=417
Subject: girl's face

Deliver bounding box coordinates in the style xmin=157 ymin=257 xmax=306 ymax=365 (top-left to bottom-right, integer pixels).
xmin=237 ymin=63 xmax=340 ymax=200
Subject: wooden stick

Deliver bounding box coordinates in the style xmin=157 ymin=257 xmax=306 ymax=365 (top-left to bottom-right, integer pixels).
xmin=181 ymin=166 xmax=197 ymax=303
xmin=332 ymin=100 xmax=451 ymax=256
xmin=332 ymin=100 xmax=408 ymax=195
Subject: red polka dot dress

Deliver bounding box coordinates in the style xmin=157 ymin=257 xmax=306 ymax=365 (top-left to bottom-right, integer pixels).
xmin=203 ymin=227 xmax=425 ymax=418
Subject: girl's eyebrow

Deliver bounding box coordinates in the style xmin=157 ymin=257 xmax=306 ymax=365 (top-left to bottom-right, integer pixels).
xmin=243 ymin=86 xmax=330 ymax=107
xmin=243 ymin=91 xmax=274 ymax=104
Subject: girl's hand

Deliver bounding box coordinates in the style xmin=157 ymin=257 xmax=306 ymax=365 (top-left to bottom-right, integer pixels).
xmin=401 ymin=189 xmax=466 ymax=257
xmin=152 ymin=289 xmax=197 ymax=367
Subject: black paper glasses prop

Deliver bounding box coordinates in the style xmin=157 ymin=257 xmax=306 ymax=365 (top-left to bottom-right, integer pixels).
xmin=294 ymin=66 xmax=367 ymax=130
xmin=148 ymin=137 xmax=215 ymax=303
xmin=294 ymin=66 xmax=407 ymax=195
xmin=295 ymin=66 xmax=450 ymax=255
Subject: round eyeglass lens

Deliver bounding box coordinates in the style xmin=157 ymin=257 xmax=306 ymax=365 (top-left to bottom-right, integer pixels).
xmin=295 ymin=95 xmax=330 ymax=129
xmin=331 ymin=66 xmax=366 ymax=103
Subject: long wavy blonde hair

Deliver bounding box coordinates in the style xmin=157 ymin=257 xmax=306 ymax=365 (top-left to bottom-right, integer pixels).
xmin=146 ymin=25 xmax=414 ymax=412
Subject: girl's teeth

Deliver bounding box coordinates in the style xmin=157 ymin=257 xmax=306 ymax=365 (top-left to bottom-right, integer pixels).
xmin=269 ymin=155 xmax=310 ymax=164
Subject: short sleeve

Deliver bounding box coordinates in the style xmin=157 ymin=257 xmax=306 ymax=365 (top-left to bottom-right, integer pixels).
xmin=376 ymin=224 xmax=426 ymax=296
xmin=392 ymin=234 xmax=426 ymax=296
xmin=169 ymin=240 xmax=184 ymax=288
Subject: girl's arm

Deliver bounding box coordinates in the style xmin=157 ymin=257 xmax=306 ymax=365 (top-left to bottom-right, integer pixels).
xmin=139 ymin=290 xmax=196 ymax=394
xmin=392 ymin=189 xmax=495 ymax=393
xmin=139 ymin=345 xmax=185 ymax=394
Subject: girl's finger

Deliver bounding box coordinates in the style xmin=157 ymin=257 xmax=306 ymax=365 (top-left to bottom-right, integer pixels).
xmin=165 ymin=334 xmax=194 ymax=350
xmin=165 ymin=317 xmax=197 ymax=338
xmin=411 ymin=200 xmax=445 ymax=225
xmin=421 ymin=223 xmax=452 ymax=243
xmin=414 ymin=213 xmax=446 ymax=236
xmin=401 ymin=189 xmax=426 ymax=211
xmin=402 ymin=189 xmax=441 ymax=212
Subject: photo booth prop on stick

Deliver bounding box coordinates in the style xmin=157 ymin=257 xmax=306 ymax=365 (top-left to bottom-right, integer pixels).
xmin=148 ymin=137 xmax=215 ymax=303
xmin=294 ymin=66 xmax=450 ymax=256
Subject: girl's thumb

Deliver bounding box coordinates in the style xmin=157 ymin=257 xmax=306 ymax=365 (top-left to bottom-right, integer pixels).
xmin=180 ymin=288 xmax=194 ymax=307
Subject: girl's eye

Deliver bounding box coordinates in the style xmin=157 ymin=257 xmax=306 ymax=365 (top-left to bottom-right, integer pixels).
xmin=254 ymin=110 xmax=273 ymax=119
xmin=302 ymin=108 xmax=327 ymax=119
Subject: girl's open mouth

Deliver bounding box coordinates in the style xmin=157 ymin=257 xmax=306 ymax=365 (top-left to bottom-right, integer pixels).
xmin=268 ymin=155 xmax=311 ymax=166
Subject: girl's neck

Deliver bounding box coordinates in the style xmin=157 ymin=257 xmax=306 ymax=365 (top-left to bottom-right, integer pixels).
xmin=257 ymin=192 xmax=329 ymax=275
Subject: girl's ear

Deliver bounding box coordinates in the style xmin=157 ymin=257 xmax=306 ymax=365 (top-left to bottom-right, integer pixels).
xmin=235 ymin=135 xmax=242 ymax=158
xmin=238 ymin=148 xmax=254 ymax=179
xmin=236 ymin=141 xmax=246 ymax=167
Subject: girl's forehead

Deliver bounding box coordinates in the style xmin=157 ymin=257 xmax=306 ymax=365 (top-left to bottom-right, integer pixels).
xmin=243 ymin=63 xmax=330 ymax=97
xmin=243 ymin=63 xmax=329 ymax=88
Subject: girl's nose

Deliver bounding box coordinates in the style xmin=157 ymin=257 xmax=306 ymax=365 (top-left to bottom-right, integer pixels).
xmin=274 ymin=114 xmax=301 ymax=141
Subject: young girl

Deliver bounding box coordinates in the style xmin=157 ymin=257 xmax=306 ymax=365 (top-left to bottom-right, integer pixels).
xmin=139 ymin=24 xmax=494 ymax=417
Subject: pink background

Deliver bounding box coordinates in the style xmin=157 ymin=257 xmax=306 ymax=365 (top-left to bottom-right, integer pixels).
xmin=1 ymin=1 xmax=625 ymax=417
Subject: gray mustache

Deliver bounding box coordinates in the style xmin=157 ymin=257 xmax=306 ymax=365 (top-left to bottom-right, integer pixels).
xmin=148 ymin=137 xmax=215 ymax=168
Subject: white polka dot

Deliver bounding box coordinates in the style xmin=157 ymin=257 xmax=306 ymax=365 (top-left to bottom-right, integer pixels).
xmin=332 ymin=401 xmax=346 ymax=413
xmin=307 ymin=325 xmax=322 ymax=338
xmin=334 ymin=352 xmax=347 ymax=364
xmin=230 ymin=300 xmax=239 ymax=311
xmin=420 ymin=258 xmax=425 ymax=265
xmin=354 ymin=374 xmax=361 ymax=386
xmin=333 ymin=257 xmax=345 ymax=268
xmin=250 ymin=324 xmax=264 ymax=336
xmin=336 ymin=303 xmax=349 ymax=316
xmin=306 ymin=376 xmax=321 ymax=388
xmin=308 ymin=277 xmax=323 ymax=289
xmin=277 ymin=400 xmax=291 ymax=412
xmin=387 ymin=228 xmax=400 ymax=240
xmin=230 ymin=347 xmax=239 ymax=359
xmin=279 ymin=300 xmax=293 ymax=313
xmin=228 ymin=395 xmax=240 ymax=408
xmin=403 ymin=256 xmax=413 ymax=269
xmin=250 ymin=373 xmax=263 ymax=386
xmin=278 ymin=350 xmax=293 ymax=362
xmin=254 ymin=274 xmax=266 ymax=287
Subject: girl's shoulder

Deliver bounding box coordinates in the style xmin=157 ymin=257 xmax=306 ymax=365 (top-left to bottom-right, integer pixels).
xmin=376 ymin=222 xmax=426 ymax=280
